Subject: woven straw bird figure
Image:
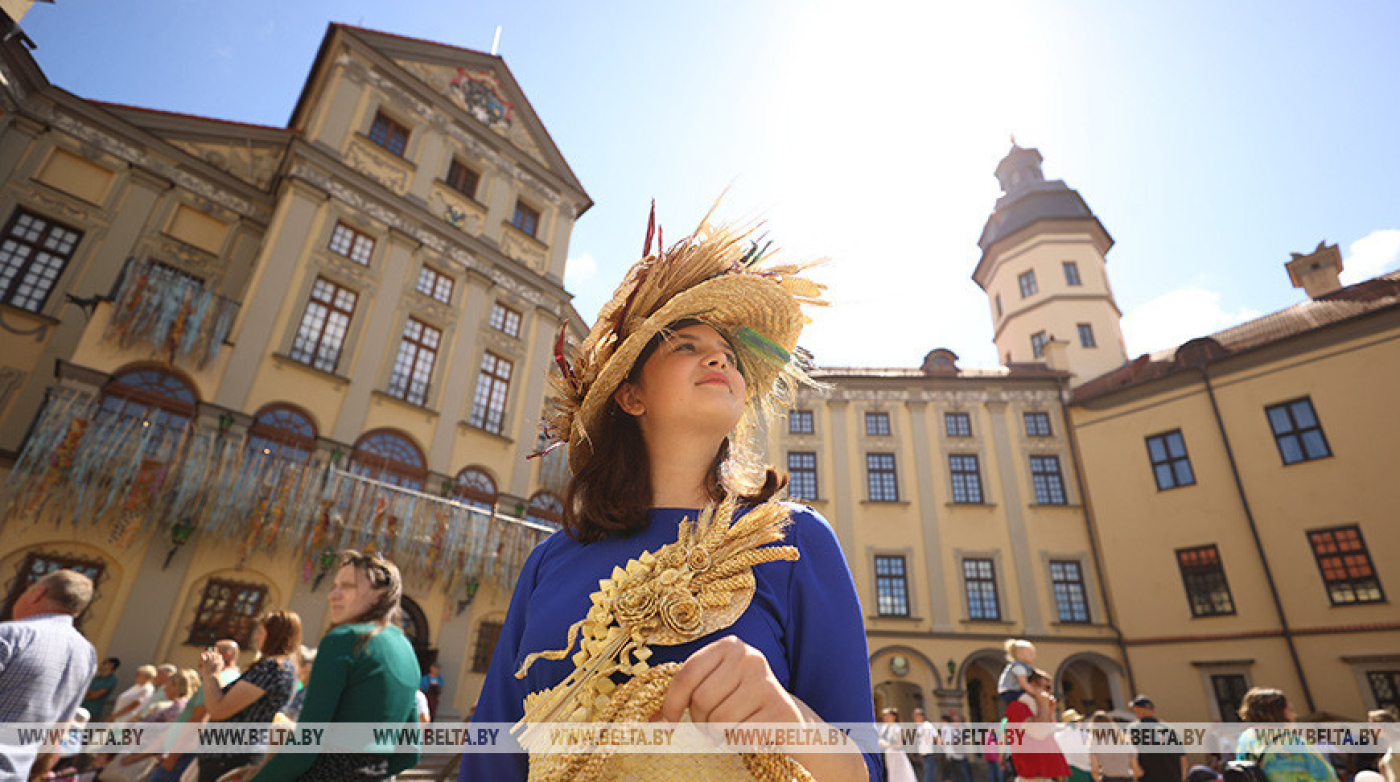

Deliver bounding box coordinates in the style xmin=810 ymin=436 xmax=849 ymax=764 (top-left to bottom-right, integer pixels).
xmin=513 ymin=496 xmax=816 ymax=782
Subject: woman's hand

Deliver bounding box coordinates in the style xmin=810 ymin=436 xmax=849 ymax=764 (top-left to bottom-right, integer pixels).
xmin=649 ymin=635 xmax=869 ymax=782
xmin=650 ymin=635 xmax=801 ymax=725
xmin=198 ymin=648 xmax=223 ymax=677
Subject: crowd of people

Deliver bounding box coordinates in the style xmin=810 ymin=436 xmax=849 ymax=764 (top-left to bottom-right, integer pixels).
xmin=0 ymin=550 xmax=431 ymax=781
xmin=874 ymin=637 xmax=1398 ymax=782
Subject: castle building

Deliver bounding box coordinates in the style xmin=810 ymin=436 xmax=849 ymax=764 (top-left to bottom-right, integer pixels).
xmin=3 ymin=10 xmax=1396 ymax=727
xmin=0 ymin=18 xmax=588 ymax=717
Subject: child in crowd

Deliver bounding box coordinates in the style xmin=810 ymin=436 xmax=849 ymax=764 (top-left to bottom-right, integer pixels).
xmin=998 ymin=638 xmax=1036 ymax=709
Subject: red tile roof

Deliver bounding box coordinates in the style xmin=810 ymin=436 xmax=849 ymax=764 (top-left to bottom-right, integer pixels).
xmin=1074 ymin=271 xmax=1400 ymax=402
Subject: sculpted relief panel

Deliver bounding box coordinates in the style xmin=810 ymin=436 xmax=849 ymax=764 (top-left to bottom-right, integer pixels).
xmin=167 ymin=140 xmax=283 ymax=190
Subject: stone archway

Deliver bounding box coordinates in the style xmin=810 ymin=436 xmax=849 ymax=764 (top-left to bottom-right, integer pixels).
xmin=870 ymin=645 xmax=943 ymax=721
xmin=957 ymin=648 xmax=1006 ymax=723
xmin=1054 ymin=651 xmax=1127 ymax=716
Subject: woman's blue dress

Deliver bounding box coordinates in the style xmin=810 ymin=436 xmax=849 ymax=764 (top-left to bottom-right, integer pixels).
xmin=459 ymin=503 xmax=883 ymax=781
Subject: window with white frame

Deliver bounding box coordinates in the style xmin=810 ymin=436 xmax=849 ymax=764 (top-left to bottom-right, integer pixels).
xmin=489 ymin=302 xmax=523 ymax=338
xmin=468 ymin=352 xmax=513 ymax=434
xmin=328 ymin=222 xmax=375 ymax=265
xmin=387 ymin=318 xmax=442 ymax=406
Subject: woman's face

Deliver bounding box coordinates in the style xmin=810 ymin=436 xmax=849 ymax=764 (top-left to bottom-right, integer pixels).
xmin=616 ymin=323 xmax=747 ymax=440
xmin=328 ymin=565 xmax=381 ymax=625
xmin=252 ymin=622 xmax=266 ymax=651
xmin=1284 ymin=702 xmax=1297 ymax=722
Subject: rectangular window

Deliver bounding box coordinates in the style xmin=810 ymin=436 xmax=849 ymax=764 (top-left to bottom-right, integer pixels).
xmin=1078 ymin=323 xmax=1097 ymax=348
xmin=472 ymin=620 xmax=504 ymax=673
xmin=1266 ymin=398 xmax=1331 ymax=464
xmin=328 ymin=222 xmax=375 ymax=265
xmin=949 ymin=454 xmax=984 ymax=504
xmin=963 ymin=558 xmax=1001 ymax=621
xmin=489 ymin=302 xmax=523 ymax=338
xmin=368 ymin=111 xmax=410 ymax=156
xmin=1031 ymin=330 xmax=1049 ymax=359
xmin=1063 ymin=260 xmax=1082 ymax=286
xmin=1018 ymin=269 xmax=1038 ymax=298
xmin=289 ymin=277 xmax=357 ymax=373
xmin=994 ymin=294 xmax=1003 ymax=318
xmin=1308 ymin=525 xmax=1384 ymax=605
xmin=874 ymin=555 xmax=910 ymax=617
xmin=511 ymin=200 xmax=541 ymax=238
xmin=468 ymin=352 xmax=513 ymax=434
xmin=0 ymin=209 xmax=82 ymax=312
xmin=787 ymin=451 xmax=818 ymax=501
xmin=1211 ymin=674 xmax=1249 ymax=722
xmin=945 ymin=412 xmax=972 ymax=437
xmin=1176 ymin=545 xmax=1236 ymax=617
xmin=387 ymin=318 xmax=442 ymax=406
xmin=446 ymin=158 xmax=479 ymax=199
xmin=1030 ymin=455 xmax=1067 ymax=504
xmin=416 ymin=265 xmax=454 ymax=304
xmin=1023 ymin=412 xmax=1052 ymax=437
xmin=866 ymin=453 xmax=899 ymax=502
xmin=185 ymin=578 xmax=268 ymax=648
xmin=1147 ymin=430 xmax=1196 ymax=490
xmin=1369 ymin=671 xmax=1400 ymax=713
xmin=865 ymin=411 xmax=891 ymax=436
xmin=789 ymin=409 xmax=814 ymax=435
xmin=1049 ymin=559 xmax=1090 ymax=623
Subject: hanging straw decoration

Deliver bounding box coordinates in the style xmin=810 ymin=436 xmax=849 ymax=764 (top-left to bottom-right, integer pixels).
xmin=103 ymin=258 xmax=239 ymax=369
xmin=0 ymin=393 xmax=553 ymax=597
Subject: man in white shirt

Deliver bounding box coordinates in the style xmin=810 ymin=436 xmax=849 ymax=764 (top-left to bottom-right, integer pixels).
xmin=0 ymin=569 xmax=98 ymax=778
xmin=913 ymin=708 xmax=940 ymax=782
xmin=109 ymin=665 xmax=156 ymax=722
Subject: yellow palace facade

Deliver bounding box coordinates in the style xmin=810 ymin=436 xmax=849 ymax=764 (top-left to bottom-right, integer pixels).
xmin=2 ymin=10 xmax=1396 ymax=726
xmin=0 ymin=19 xmax=588 ymax=717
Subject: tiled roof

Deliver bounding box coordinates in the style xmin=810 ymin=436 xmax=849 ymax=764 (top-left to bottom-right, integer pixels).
xmin=1074 ymin=270 xmax=1400 ymax=402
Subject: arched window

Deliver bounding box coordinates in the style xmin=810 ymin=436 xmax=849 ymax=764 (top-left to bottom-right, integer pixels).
xmin=525 ymin=491 xmax=563 ymax=531
xmin=247 ymin=404 xmax=317 ymax=463
xmin=397 ymin=594 xmax=428 ymax=650
xmin=453 ymin=466 xmax=497 ymax=514
xmin=351 ymin=429 xmax=426 ymax=491
xmin=98 ymin=366 xmax=197 ymax=457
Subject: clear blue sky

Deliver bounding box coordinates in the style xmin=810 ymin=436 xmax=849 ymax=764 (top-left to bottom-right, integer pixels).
xmin=24 ymin=0 xmax=1400 ymax=369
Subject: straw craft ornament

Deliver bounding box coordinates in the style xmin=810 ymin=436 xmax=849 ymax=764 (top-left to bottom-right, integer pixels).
xmin=513 ymin=494 xmax=814 ymax=781
xmin=534 ymin=203 xmax=827 ymax=477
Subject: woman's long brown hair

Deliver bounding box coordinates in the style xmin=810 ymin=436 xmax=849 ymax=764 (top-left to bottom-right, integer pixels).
xmin=562 ymin=321 xmax=786 ymax=543
xmin=334 ymin=549 xmax=403 ymax=653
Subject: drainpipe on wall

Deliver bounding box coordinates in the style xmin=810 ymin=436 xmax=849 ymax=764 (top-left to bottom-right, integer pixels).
xmin=1060 ymin=376 xmax=1138 ymax=700
xmin=1192 ymin=359 xmax=1316 ymax=713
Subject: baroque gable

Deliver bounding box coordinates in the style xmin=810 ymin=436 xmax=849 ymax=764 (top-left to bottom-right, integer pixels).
xmin=394 ymin=59 xmax=548 ymax=167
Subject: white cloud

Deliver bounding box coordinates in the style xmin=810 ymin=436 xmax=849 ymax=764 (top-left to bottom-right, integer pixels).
xmin=1121 ymin=288 xmax=1260 ymax=358
xmin=1340 ymin=229 xmax=1400 ymax=285
xmin=564 ymin=253 xmax=598 ymax=287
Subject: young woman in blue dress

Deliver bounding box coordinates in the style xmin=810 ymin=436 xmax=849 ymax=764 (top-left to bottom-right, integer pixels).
xmin=460 ymin=214 xmax=881 ymax=782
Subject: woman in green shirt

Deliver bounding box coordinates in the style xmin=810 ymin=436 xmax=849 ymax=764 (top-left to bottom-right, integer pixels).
xmin=251 ymin=550 xmax=422 ymax=780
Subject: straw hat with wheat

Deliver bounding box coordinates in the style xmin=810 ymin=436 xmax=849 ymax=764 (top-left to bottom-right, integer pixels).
xmin=539 ymin=203 xmax=827 ymax=477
